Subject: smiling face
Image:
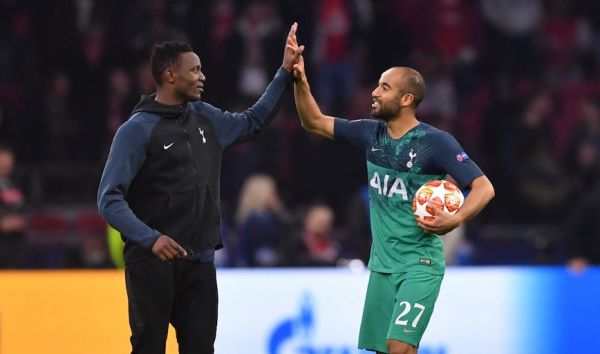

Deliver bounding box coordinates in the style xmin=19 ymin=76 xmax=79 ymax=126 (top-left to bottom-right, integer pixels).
xmin=171 ymin=52 xmax=206 ymax=102
xmin=371 ymin=68 xmax=410 ymax=119
xmin=371 ymin=67 xmax=425 ymax=120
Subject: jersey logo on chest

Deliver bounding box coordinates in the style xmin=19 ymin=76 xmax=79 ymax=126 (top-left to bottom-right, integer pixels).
xmin=406 ymin=149 xmax=417 ymax=168
xmin=369 ymin=172 xmax=408 ymax=200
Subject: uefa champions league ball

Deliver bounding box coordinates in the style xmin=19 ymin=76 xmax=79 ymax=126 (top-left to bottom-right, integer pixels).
xmin=412 ymin=180 xmax=464 ymax=222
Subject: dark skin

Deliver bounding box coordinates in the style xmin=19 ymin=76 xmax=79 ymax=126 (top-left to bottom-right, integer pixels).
xmin=151 ymin=23 xmax=304 ymax=261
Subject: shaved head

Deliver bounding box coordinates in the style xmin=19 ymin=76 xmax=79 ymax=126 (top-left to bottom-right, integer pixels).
xmin=389 ymin=67 xmax=425 ymax=109
xmin=371 ymin=66 xmax=427 ymax=119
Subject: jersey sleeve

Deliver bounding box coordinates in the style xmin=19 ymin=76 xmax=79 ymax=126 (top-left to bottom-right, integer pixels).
xmin=333 ymin=118 xmax=379 ymax=152
xmin=431 ymin=131 xmax=484 ymax=189
xmin=190 ymin=67 xmax=293 ymax=148
xmin=97 ymin=116 xmax=161 ymax=250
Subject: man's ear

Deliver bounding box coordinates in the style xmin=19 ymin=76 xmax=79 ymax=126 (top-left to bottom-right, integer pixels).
xmin=165 ymin=68 xmax=176 ymax=84
xmin=401 ymin=93 xmax=415 ymax=107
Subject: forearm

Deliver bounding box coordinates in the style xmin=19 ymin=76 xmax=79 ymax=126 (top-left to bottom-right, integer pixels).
xmin=294 ymin=77 xmax=318 ymax=127
xmin=211 ymin=68 xmax=293 ymax=147
xmin=98 ymin=188 xmax=160 ymax=249
xmin=456 ymin=175 xmax=495 ymax=224
xmin=243 ymin=68 xmax=292 ymax=130
xmin=97 ymin=121 xmax=159 ymax=249
xmin=294 ymin=79 xmax=334 ymax=139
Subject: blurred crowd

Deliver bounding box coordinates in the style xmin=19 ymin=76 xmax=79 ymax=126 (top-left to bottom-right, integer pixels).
xmin=1 ymin=0 xmax=600 ymax=269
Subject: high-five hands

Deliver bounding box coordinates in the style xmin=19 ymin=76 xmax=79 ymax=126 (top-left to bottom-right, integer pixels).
xmin=282 ymin=22 xmax=305 ymax=72
xmin=292 ymin=54 xmax=306 ymax=82
xmin=152 ymin=234 xmax=187 ymax=261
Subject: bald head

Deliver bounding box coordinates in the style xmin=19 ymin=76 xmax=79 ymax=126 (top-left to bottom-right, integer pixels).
xmin=387 ymin=67 xmax=425 ymax=109
xmin=372 ymin=66 xmax=427 ymax=119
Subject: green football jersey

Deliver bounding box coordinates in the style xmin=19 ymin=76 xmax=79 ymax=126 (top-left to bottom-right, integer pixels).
xmin=334 ymin=119 xmax=484 ymax=274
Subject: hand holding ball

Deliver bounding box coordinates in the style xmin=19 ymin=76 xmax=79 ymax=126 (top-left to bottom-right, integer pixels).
xmin=412 ymin=180 xmax=464 ymax=222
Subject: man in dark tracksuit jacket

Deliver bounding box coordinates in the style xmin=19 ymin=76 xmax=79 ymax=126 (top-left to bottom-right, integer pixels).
xmin=98 ymin=24 xmax=303 ymax=354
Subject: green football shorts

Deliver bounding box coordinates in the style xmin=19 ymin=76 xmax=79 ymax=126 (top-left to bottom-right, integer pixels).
xmin=358 ymin=270 xmax=444 ymax=352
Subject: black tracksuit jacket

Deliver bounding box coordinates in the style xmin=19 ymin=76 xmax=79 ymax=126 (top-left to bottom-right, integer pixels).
xmin=98 ymin=68 xmax=292 ymax=263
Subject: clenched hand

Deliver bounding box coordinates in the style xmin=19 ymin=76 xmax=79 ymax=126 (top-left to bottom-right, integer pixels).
xmin=152 ymin=235 xmax=187 ymax=261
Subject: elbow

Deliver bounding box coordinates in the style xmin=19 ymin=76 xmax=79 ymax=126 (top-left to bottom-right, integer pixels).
xmin=300 ymin=119 xmax=317 ymax=133
xmin=97 ymin=198 xmax=109 ymax=221
xmin=488 ymin=184 xmax=496 ymax=202
xmin=97 ymin=187 xmax=109 ymax=218
xmin=472 ymin=175 xmax=495 ymax=203
xmin=97 ymin=194 xmax=105 ymax=216
xmin=97 ymin=188 xmax=116 ymax=222
xmin=485 ymin=178 xmax=495 ymax=202
xmin=300 ymin=119 xmax=310 ymax=130
xmin=299 ymin=113 xmax=324 ymax=133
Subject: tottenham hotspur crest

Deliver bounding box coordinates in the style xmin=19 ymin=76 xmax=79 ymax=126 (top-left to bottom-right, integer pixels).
xmin=407 ymin=149 xmax=417 ymax=168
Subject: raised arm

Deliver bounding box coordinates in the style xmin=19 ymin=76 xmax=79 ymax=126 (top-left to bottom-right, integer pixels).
xmin=190 ymin=22 xmax=305 ymax=147
xmin=292 ymin=55 xmax=335 ymax=139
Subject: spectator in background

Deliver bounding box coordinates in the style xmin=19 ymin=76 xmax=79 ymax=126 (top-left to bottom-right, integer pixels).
xmin=70 ymin=21 xmax=112 ymax=162
xmin=235 ymin=0 xmax=283 ymax=102
xmin=563 ymin=95 xmax=600 ymax=197
xmin=502 ymin=89 xmax=567 ymax=222
xmin=480 ymin=0 xmax=543 ymax=79
xmin=234 ymin=174 xmax=292 ymax=267
xmin=479 ymin=76 xmax=521 ymax=221
xmin=282 ymin=202 xmax=340 ymax=267
xmin=411 ymin=49 xmax=456 ymax=122
xmin=42 ymin=71 xmax=80 ymax=161
xmin=0 ymin=145 xmax=27 ymax=268
xmin=341 ymin=185 xmax=371 ymax=264
xmin=134 ymin=59 xmax=155 ymax=95
xmin=312 ymin=0 xmax=359 ymax=116
xmin=564 ymin=185 xmax=600 ymax=273
xmin=120 ymin=0 xmax=190 ymax=60
xmin=430 ymin=0 xmax=483 ymax=114
xmin=542 ymin=0 xmax=576 ymax=82
xmin=193 ymin=0 xmax=240 ymax=108
xmin=103 ymin=67 xmax=138 ymax=157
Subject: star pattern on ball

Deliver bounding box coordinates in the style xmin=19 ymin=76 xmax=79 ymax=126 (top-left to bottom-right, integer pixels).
xmin=412 ymin=180 xmax=464 ymax=222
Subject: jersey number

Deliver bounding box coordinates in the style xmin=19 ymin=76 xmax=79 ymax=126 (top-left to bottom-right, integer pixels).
xmin=395 ymin=301 xmax=426 ymax=328
xmin=369 ymin=172 xmax=408 ymax=199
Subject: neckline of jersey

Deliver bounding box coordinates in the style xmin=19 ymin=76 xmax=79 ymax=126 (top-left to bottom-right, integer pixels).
xmin=384 ymin=121 xmax=423 ymax=142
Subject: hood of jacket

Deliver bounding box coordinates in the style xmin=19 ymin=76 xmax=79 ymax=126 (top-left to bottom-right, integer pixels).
xmin=131 ymin=93 xmax=189 ymax=120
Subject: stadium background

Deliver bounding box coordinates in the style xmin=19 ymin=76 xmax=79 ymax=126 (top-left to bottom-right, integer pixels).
xmin=1 ymin=0 xmax=599 ymax=353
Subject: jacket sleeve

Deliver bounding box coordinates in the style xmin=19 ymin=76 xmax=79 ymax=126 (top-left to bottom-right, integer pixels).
xmin=192 ymin=67 xmax=293 ymax=148
xmin=97 ymin=118 xmax=161 ymax=250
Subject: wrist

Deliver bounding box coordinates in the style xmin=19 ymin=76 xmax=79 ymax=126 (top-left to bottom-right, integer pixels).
xmin=453 ymin=213 xmax=465 ymax=226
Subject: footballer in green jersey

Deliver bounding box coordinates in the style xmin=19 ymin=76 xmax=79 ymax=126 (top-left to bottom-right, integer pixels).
xmin=292 ymin=55 xmax=495 ymax=354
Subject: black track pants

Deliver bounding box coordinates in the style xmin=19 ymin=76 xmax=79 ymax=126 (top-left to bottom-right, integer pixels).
xmin=125 ymin=257 xmax=218 ymax=354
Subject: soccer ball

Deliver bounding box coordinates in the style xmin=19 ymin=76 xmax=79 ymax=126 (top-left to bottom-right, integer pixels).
xmin=412 ymin=180 xmax=464 ymax=222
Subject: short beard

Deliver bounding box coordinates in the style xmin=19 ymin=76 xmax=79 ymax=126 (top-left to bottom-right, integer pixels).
xmin=372 ymin=96 xmax=401 ymax=120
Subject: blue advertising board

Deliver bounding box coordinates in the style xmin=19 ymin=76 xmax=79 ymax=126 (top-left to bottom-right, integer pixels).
xmin=215 ymin=267 xmax=600 ymax=354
